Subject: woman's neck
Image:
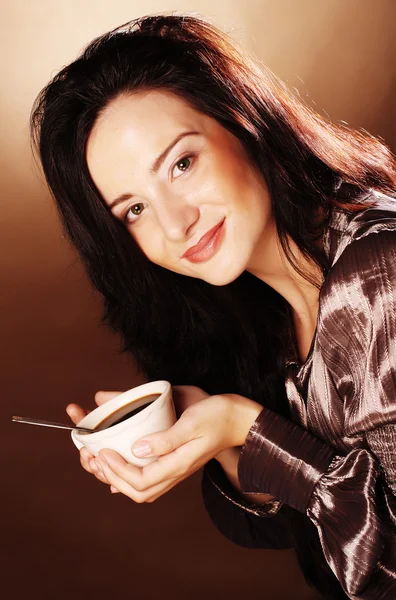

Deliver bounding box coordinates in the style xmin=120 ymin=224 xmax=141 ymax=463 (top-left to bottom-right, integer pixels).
xmin=247 ymin=220 xmax=324 ymax=327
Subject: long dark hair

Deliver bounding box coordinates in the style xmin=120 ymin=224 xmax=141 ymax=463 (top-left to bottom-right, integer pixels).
xmin=30 ymin=14 xmax=395 ymax=599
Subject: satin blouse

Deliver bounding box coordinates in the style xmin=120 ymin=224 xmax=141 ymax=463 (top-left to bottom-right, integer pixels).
xmin=202 ymin=190 xmax=396 ymax=599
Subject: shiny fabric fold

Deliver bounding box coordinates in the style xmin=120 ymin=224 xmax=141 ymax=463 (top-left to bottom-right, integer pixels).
xmin=307 ymin=450 xmax=396 ymax=597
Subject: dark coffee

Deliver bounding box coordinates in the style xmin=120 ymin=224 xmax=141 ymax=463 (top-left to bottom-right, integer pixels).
xmin=92 ymin=393 xmax=160 ymax=432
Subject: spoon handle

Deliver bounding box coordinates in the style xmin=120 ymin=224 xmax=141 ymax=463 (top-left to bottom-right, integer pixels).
xmin=12 ymin=415 xmax=93 ymax=434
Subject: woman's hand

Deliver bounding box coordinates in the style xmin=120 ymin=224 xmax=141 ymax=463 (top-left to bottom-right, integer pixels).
xmin=66 ymin=391 xmax=122 ymax=486
xmin=91 ymin=386 xmax=263 ymax=503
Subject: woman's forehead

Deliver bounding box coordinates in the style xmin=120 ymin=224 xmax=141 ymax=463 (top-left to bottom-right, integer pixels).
xmin=86 ymin=90 xmax=209 ymax=162
xmin=95 ymin=90 xmax=205 ymax=137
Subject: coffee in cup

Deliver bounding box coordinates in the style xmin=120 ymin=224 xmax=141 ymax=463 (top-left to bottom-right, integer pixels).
xmin=92 ymin=394 xmax=160 ymax=431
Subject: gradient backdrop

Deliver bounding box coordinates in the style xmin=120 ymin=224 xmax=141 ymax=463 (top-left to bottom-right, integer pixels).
xmin=2 ymin=1 xmax=395 ymax=599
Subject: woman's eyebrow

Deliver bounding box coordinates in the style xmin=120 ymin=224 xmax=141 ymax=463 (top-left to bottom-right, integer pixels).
xmin=109 ymin=130 xmax=200 ymax=210
xmin=150 ymin=130 xmax=200 ymax=174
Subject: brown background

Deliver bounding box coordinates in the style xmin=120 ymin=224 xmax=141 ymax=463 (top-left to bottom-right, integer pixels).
xmin=1 ymin=1 xmax=395 ymax=599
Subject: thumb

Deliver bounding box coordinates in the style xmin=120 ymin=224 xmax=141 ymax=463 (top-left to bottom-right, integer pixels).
xmin=132 ymin=418 xmax=193 ymax=458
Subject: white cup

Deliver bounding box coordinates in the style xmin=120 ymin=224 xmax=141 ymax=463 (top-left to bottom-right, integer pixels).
xmin=71 ymin=380 xmax=176 ymax=467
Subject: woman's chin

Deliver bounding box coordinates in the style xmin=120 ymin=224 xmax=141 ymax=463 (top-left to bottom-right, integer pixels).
xmin=199 ymin=265 xmax=245 ymax=287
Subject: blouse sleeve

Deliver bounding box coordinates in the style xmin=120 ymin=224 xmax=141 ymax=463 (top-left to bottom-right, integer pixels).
xmin=201 ymin=459 xmax=293 ymax=549
xmin=237 ymin=229 xmax=396 ymax=599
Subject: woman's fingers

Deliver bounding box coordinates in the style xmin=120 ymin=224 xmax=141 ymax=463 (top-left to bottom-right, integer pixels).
xmin=66 ymin=403 xmax=88 ymax=425
xmin=96 ymin=453 xmax=183 ymax=502
xmin=79 ymin=447 xmax=95 ymax=473
xmin=79 ymin=447 xmax=116 ymax=493
xmin=79 ymin=448 xmax=111 ymax=484
xmin=89 ymin=459 xmax=110 ymax=484
xmin=94 ymin=391 xmax=123 ymax=406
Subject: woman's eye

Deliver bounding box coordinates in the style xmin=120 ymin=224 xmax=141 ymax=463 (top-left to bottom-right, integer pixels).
xmin=173 ymin=155 xmax=193 ymax=178
xmin=124 ymin=203 xmax=145 ymax=223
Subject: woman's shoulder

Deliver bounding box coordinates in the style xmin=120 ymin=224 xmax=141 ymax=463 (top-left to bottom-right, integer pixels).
xmin=325 ymin=189 xmax=396 ymax=270
xmin=316 ymin=190 xmax=396 ymax=363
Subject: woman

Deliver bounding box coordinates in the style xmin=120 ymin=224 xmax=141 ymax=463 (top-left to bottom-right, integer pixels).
xmin=29 ymin=14 xmax=396 ymax=600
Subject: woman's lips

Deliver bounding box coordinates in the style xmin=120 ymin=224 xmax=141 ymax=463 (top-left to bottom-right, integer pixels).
xmin=181 ymin=218 xmax=226 ymax=263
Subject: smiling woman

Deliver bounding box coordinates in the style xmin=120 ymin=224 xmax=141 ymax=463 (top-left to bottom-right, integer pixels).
xmin=29 ymin=13 xmax=396 ymax=600
xmin=85 ymin=90 xmax=272 ymax=283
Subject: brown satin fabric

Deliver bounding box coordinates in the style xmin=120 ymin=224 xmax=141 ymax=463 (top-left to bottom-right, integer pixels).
xmin=237 ymin=191 xmax=396 ymax=599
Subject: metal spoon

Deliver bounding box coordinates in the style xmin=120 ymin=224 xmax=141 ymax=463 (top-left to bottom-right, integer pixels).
xmin=12 ymin=415 xmax=94 ymax=434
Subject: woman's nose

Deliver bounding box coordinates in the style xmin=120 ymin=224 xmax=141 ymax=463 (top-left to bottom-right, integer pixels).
xmin=155 ymin=197 xmax=200 ymax=242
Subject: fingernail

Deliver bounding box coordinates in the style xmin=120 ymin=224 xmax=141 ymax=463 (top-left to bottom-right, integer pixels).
xmin=132 ymin=442 xmax=151 ymax=457
xmin=110 ymin=486 xmax=119 ymax=494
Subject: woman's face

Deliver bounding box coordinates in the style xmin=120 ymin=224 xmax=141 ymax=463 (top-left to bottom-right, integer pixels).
xmin=86 ymin=89 xmax=273 ymax=286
